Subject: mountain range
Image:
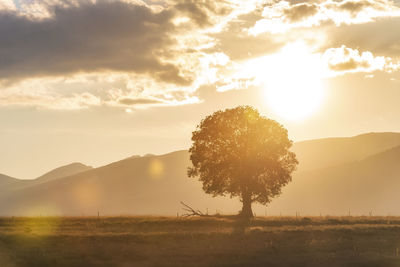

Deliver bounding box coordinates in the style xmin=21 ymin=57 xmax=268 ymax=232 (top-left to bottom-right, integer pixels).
xmin=0 ymin=132 xmax=399 ymax=216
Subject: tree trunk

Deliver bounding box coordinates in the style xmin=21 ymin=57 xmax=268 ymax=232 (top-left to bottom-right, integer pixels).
xmin=240 ymin=192 xmax=253 ymax=219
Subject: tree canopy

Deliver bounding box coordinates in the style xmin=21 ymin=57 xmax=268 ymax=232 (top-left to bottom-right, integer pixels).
xmin=188 ymin=106 xmax=298 ymax=218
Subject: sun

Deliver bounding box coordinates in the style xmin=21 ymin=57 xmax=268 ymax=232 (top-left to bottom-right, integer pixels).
xmin=264 ymin=43 xmax=325 ymax=121
xmin=245 ymin=42 xmax=326 ymax=121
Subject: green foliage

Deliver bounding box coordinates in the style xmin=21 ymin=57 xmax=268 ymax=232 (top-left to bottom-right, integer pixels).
xmin=188 ymin=106 xmax=298 ymax=211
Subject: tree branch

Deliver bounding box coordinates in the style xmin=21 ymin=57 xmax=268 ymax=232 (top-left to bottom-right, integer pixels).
xmin=180 ymin=201 xmax=206 ymax=217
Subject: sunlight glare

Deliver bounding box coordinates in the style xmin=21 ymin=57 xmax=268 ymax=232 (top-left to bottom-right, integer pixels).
xmin=245 ymin=42 xmax=326 ymax=121
xmin=148 ymin=158 xmax=164 ymax=180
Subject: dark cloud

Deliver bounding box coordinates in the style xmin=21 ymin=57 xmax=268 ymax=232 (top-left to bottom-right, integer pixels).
xmin=325 ymin=17 xmax=400 ymax=57
xmin=209 ymin=11 xmax=285 ymax=60
xmin=0 ymin=1 xmax=191 ymax=85
xmin=329 ymin=59 xmax=370 ymax=71
xmin=174 ymin=0 xmax=231 ymax=27
xmin=118 ymin=98 xmax=162 ymax=105
xmin=337 ymin=0 xmax=371 ymax=13
xmin=283 ymin=3 xmax=318 ymax=22
xmin=211 ymin=32 xmax=284 ymax=60
xmin=333 ymin=0 xmax=390 ymax=14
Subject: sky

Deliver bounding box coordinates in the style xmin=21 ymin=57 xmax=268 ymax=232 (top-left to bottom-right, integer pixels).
xmin=0 ymin=0 xmax=400 ymax=179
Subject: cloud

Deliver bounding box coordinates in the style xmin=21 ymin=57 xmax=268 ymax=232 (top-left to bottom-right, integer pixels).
xmin=325 ymin=17 xmax=400 ymax=58
xmin=0 ymin=70 xmax=205 ymax=110
xmin=0 ymin=0 xmax=15 ymax=11
xmin=207 ymin=10 xmax=287 ymax=61
xmin=0 ymin=1 xmax=190 ymax=85
xmin=323 ymin=45 xmax=386 ymax=73
xmin=337 ymin=0 xmax=375 ymax=13
xmin=249 ymin=0 xmax=400 ymax=35
xmin=118 ymin=98 xmax=162 ymax=105
xmin=0 ymin=0 xmax=259 ymax=109
xmin=117 ymin=95 xmax=201 ymax=109
xmin=283 ymin=3 xmax=319 ymax=22
xmin=212 ymin=42 xmax=400 ymax=94
xmin=2 ymin=0 xmax=398 ymax=110
xmin=0 ymin=88 xmax=102 ymax=110
xmin=174 ymin=0 xmax=231 ymax=27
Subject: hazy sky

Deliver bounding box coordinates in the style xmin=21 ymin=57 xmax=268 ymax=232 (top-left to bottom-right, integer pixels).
xmin=1 ymin=0 xmax=400 ymax=179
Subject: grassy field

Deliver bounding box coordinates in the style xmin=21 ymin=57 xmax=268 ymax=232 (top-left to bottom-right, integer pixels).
xmin=1 ymin=216 xmax=400 ymax=266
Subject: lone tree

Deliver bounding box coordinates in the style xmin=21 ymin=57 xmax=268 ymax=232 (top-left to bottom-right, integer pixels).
xmin=188 ymin=106 xmax=298 ymax=218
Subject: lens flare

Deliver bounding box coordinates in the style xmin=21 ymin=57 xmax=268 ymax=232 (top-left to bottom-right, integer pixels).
xmin=148 ymin=158 xmax=164 ymax=180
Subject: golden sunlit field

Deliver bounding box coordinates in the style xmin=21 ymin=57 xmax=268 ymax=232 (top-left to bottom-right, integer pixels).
xmin=2 ymin=216 xmax=400 ymax=267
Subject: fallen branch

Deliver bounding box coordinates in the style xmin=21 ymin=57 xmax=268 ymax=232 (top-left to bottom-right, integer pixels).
xmin=180 ymin=201 xmax=206 ymax=217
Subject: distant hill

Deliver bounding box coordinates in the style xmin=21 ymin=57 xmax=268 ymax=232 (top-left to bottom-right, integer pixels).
xmin=0 ymin=174 xmax=18 ymax=186
xmin=0 ymin=151 xmax=226 ymax=216
xmin=35 ymin=162 xmax=92 ymax=184
xmin=0 ymin=163 xmax=92 ymax=194
xmin=0 ymin=132 xmax=400 ymax=216
xmin=0 ymin=174 xmax=32 ymax=193
xmin=0 ymin=174 xmax=21 ymax=191
xmin=292 ymin=132 xmax=400 ymax=171
xmin=268 ymin=145 xmax=400 ymax=215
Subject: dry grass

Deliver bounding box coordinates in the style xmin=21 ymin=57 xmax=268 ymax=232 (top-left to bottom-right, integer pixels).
xmin=1 ymin=216 xmax=400 ymax=266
